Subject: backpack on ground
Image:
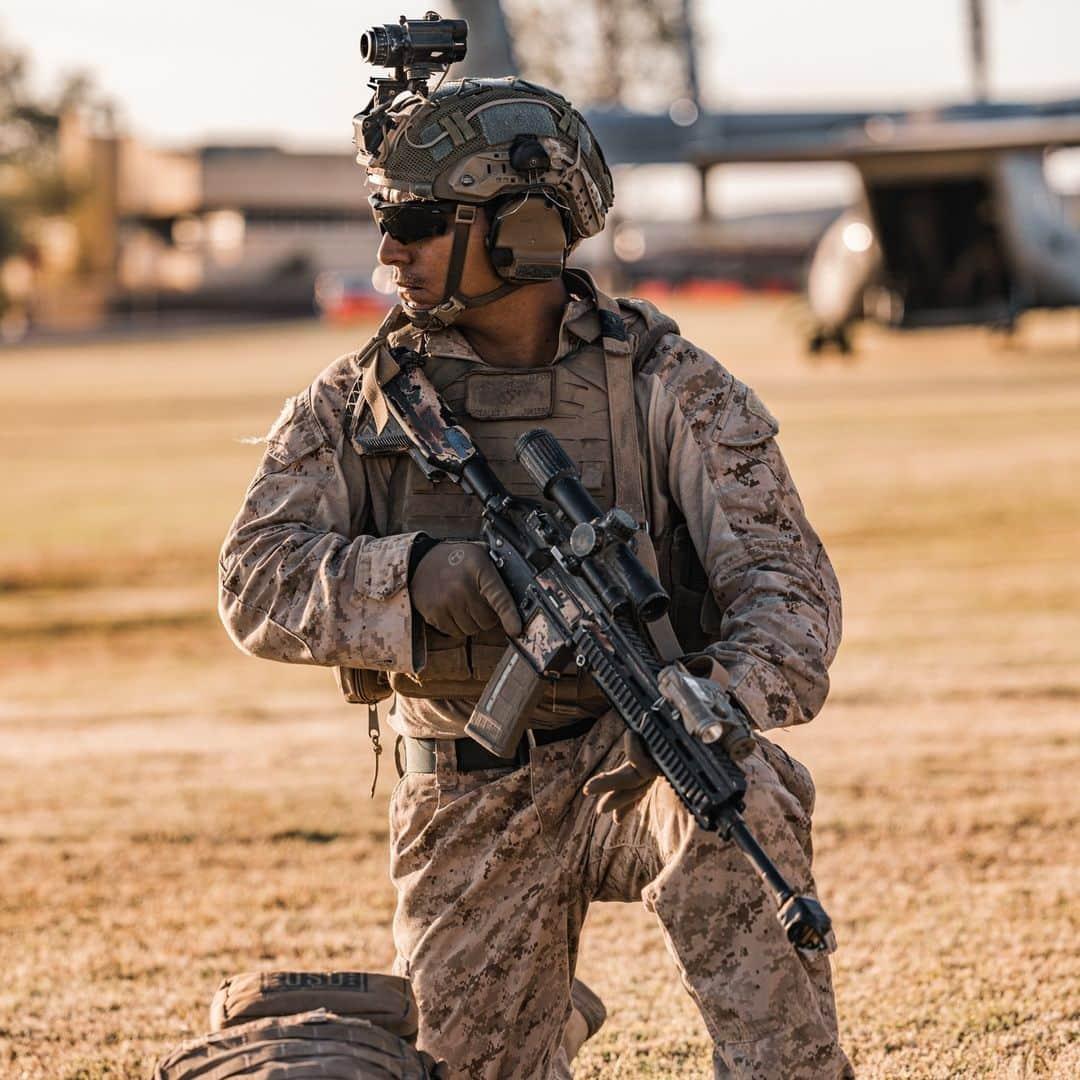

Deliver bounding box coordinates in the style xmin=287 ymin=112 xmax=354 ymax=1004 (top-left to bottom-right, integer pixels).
xmin=151 ymin=970 xmax=445 ymax=1079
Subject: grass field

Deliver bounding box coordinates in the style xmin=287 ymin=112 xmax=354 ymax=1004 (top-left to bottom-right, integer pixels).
xmin=2 ymin=300 xmax=1079 ymax=1078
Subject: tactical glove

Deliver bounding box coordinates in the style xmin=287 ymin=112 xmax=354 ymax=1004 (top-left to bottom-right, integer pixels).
xmin=409 ymin=540 xmax=523 ymax=639
xmin=584 ymin=659 xmax=732 ymax=821
xmin=583 ymin=728 xmax=660 ymax=821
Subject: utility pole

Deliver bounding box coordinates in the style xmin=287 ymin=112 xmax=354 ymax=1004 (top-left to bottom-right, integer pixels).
xmin=450 ymin=0 xmax=518 ymax=76
xmin=966 ymin=0 xmax=989 ymax=102
xmin=680 ymin=0 xmax=711 ymax=222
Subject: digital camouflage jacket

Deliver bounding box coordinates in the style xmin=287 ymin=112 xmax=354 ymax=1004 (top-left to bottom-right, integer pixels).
xmin=218 ymin=277 xmax=841 ymax=739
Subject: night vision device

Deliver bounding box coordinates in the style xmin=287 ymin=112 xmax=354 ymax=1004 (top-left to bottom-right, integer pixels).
xmin=357 ymin=11 xmax=468 ymax=157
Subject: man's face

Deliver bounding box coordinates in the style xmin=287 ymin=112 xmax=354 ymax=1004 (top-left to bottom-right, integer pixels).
xmin=374 ymin=200 xmax=503 ymax=309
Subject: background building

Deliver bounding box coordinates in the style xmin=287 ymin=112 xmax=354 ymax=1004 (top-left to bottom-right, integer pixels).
xmin=50 ymin=117 xmax=380 ymax=329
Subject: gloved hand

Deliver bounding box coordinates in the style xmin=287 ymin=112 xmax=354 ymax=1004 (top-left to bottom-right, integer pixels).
xmin=409 ymin=540 xmax=523 ymax=639
xmin=584 ymin=659 xmax=733 ymax=821
xmin=582 ymin=728 xmax=660 ymax=821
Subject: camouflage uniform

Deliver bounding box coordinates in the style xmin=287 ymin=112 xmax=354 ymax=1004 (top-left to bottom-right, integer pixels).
xmin=219 ymin=282 xmax=850 ymax=1079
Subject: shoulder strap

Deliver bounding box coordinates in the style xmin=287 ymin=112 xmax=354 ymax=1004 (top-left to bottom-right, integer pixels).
xmin=343 ymin=305 xmax=411 ymax=440
xmin=617 ymin=296 xmax=680 ymax=374
xmin=594 ymin=291 xmax=683 ymax=662
xmin=634 ymin=317 xmax=679 ymax=372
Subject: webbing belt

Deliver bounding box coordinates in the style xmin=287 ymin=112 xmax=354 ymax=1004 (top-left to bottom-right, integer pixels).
xmin=403 ymin=715 xmax=598 ymax=774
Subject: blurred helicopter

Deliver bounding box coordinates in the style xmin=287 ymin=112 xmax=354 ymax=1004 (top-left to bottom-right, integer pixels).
xmin=454 ymin=0 xmax=1080 ymax=352
xmin=587 ymin=96 xmax=1080 ymax=353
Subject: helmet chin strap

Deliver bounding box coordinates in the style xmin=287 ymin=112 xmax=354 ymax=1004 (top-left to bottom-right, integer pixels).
xmin=402 ymin=204 xmax=520 ymax=329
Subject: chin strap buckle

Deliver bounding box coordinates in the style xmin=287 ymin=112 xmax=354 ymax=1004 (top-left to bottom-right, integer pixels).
xmin=399 ymin=201 xmax=521 ymax=329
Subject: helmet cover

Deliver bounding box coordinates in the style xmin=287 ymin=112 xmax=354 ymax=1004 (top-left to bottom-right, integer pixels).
xmin=355 ymin=77 xmax=614 ymax=243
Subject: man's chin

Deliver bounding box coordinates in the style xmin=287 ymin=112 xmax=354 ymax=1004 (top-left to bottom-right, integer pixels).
xmin=398 ymin=288 xmax=435 ymax=309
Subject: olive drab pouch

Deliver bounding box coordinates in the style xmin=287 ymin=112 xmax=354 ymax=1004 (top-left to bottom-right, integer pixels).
xmin=659 ymin=522 xmax=724 ymax=651
xmin=337 ymin=666 xmax=393 ymax=709
xmin=153 ymin=970 xmax=446 ymax=1080
xmin=336 ymin=666 xmax=392 ymax=796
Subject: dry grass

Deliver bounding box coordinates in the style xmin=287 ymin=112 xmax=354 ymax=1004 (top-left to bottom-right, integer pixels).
xmin=2 ymin=301 xmax=1079 ymax=1078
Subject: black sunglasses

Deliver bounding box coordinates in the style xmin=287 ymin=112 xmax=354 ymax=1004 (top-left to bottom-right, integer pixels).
xmin=369 ymin=196 xmax=460 ymax=244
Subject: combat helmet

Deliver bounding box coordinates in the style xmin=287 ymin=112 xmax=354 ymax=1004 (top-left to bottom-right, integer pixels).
xmin=353 ymin=14 xmax=614 ymax=327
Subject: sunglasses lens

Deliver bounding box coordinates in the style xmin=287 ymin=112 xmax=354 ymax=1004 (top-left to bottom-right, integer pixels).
xmin=371 ymin=200 xmax=455 ymax=244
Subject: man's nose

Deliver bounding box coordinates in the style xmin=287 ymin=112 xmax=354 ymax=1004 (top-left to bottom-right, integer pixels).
xmin=377 ymin=232 xmax=410 ymax=266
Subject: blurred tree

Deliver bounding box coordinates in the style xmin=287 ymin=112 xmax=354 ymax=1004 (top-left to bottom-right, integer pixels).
xmin=500 ymin=0 xmax=690 ymax=109
xmin=0 ymin=34 xmax=91 ymax=314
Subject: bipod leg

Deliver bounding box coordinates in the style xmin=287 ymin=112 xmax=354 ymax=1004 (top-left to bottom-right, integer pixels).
xmin=718 ymin=808 xmax=837 ymax=954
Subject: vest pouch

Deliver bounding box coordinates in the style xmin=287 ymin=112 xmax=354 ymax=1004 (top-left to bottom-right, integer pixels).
xmin=469 ymin=627 xmax=513 ymax=680
xmin=389 ymin=627 xmax=475 ymax=698
xmin=663 ymin=523 xmax=723 ymax=652
xmin=337 ymin=666 xmax=392 ymax=706
xmin=477 ymin=631 xmax=614 ymax=715
xmin=469 ymin=636 xmax=611 ymax=713
xmin=388 ymin=624 xmax=612 ymax=713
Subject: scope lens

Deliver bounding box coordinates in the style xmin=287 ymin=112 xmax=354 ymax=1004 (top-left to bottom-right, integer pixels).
xmin=360 ymin=26 xmax=391 ymax=65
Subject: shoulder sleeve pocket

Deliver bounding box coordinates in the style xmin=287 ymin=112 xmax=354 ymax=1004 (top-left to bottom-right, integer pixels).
xmin=264 ymin=391 xmax=325 ymax=465
xmin=715 ymin=382 xmax=780 ymax=447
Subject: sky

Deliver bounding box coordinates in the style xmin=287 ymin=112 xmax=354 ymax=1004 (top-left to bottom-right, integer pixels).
xmin=4 ymin=0 xmax=1079 ymax=213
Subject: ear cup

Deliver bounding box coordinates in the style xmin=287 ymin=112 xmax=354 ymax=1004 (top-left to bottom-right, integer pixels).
xmin=488 ymin=196 xmax=568 ymax=283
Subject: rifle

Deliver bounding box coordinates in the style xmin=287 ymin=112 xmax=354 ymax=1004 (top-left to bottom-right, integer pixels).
xmin=365 ymin=347 xmax=836 ymax=955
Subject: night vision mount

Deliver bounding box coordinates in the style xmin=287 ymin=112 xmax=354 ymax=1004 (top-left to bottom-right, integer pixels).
xmin=356 ymin=11 xmax=468 ymax=157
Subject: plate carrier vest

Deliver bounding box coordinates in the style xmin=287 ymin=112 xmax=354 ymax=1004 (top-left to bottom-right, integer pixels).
xmin=338 ymin=271 xmax=720 ymax=710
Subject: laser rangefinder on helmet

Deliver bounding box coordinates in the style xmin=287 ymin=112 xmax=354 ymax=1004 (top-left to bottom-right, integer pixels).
xmin=354 ymin=11 xmax=614 ymax=327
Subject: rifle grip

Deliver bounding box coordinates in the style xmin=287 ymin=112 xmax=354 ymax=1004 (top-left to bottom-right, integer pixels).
xmin=465 ymin=645 xmax=547 ymax=757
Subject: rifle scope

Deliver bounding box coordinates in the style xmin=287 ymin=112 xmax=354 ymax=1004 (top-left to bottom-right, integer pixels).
xmin=360 ymin=12 xmax=467 ymax=71
xmin=516 ymin=428 xmax=669 ymax=624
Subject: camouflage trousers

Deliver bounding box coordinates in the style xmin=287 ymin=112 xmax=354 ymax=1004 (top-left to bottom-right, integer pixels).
xmin=389 ymin=712 xmax=852 ymax=1079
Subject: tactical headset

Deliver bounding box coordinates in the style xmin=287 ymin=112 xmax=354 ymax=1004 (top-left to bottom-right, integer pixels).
xmin=369 ymin=192 xmax=568 ymax=285
xmin=371 ymin=134 xmax=568 ymax=270
xmin=369 ymin=134 xmax=571 ymax=325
